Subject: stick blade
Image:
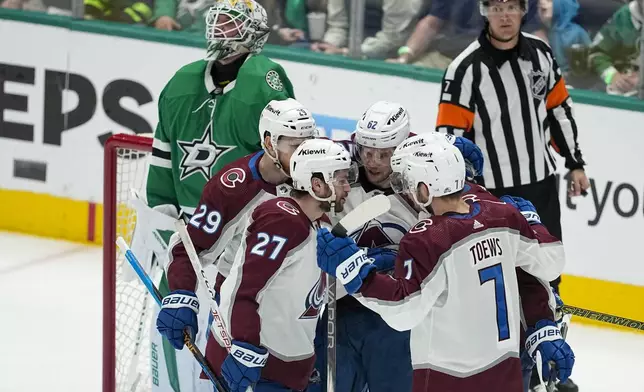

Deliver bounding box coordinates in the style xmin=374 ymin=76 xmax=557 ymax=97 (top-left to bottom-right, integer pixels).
xmin=332 ymin=194 xmax=391 ymax=237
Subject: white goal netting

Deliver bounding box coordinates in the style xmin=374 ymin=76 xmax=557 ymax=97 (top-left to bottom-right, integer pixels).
xmin=105 ymin=134 xmax=156 ymax=392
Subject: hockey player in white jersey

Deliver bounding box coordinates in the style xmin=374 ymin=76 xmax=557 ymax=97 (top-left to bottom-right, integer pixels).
xmin=212 ymin=138 xmax=356 ymax=392
xmin=316 ymin=141 xmax=575 ymax=392
xmin=155 ymin=98 xmax=318 ymax=388
xmin=312 ymin=101 xmax=486 ymax=392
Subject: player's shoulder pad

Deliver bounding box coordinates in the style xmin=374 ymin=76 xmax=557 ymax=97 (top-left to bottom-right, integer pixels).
xmin=161 ymin=60 xmax=208 ymax=99
xmin=202 ymin=153 xmax=259 ymax=198
xmin=236 ymin=55 xmax=289 ymax=97
xmin=251 ymin=197 xmax=311 ymax=238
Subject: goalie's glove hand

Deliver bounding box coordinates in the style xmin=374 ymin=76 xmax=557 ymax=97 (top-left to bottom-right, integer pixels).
xmin=317 ymin=228 xmax=376 ymax=294
xmin=499 ymin=195 xmax=542 ymax=225
xmin=156 ymin=290 xmax=199 ymax=350
xmin=526 ymin=319 xmax=575 ymax=383
xmin=365 ymin=247 xmax=398 ymax=273
xmin=222 ymin=340 xmax=268 ymax=392
xmin=449 ymin=135 xmax=484 ymax=180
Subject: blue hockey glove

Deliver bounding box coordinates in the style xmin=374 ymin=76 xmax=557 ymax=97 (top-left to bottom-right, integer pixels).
xmin=156 ymin=290 xmax=199 ymax=350
xmin=221 ymin=340 xmax=269 ymax=392
xmin=525 ymin=319 xmax=575 ymax=383
xmin=317 ymin=228 xmax=376 ymax=294
xmin=499 ymin=195 xmax=542 ymax=225
xmin=366 ymin=247 xmax=398 ymax=273
xmin=450 ymin=136 xmax=484 ymax=180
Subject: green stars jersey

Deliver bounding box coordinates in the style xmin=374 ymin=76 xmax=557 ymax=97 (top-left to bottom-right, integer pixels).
xmin=146 ymin=54 xmax=294 ymax=215
xmin=589 ymin=2 xmax=642 ymax=83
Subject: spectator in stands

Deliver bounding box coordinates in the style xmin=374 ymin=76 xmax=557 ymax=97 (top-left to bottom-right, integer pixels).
xmin=151 ymin=0 xmax=213 ymax=32
xmin=386 ymin=0 xmax=546 ymax=69
xmin=310 ymin=0 xmax=425 ymax=59
xmin=538 ymin=0 xmax=591 ymax=76
xmin=589 ymin=0 xmax=642 ymax=96
xmin=263 ymin=0 xmax=327 ymax=45
xmin=1 ymin=0 xmax=45 ymax=11
xmin=84 ymin=0 xmax=153 ymax=24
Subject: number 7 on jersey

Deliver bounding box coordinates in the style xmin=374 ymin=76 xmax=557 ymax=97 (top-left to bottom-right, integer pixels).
xmin=478 ymin=263 xmax=510 ymax=341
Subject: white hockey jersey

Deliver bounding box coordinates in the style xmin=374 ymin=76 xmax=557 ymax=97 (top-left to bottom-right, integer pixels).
xmin=355 ymin=198 xmax=565 ymax=391
xmin=207 ymin=197 xmax=323 ymax=392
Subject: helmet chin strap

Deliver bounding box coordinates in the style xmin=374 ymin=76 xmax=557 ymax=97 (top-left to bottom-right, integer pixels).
xmin=411 ymin=184 xmax=432 ymax=215
xmin=267 ymin=149 xmax=291 ymax=179
xmin=309 ymin=179 xmax=338 ymax=217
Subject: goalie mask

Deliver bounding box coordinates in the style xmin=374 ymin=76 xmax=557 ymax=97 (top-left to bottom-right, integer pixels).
xmin=258 ymin=98 xmax=319 ymax=177
xmin=290 ymin=139 xmax=358 ymax=209
xmin=390 ymin=142 xmax=465 ymax=212
xmin=204 ymin=0 xmax=270 ymax=62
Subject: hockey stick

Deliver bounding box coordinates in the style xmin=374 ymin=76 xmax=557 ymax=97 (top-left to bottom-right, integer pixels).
xmin=326 ymin=194 xmax=392 ymax=392
xmin=561 ymin=305 xmax=644 ymax=331
xmin=115 ymin=237 xmax=229 ymax=392
xmin=174 ymin=221 xmax=255 ymax=392
xmin=174 ymin=221 xmax=233 ymax=350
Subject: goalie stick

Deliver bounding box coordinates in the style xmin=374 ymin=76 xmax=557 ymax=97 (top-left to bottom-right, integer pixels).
xmin=326 ymin=194 xmax=392 ymax=392
xmin=115 ymin=237 xmax=229 ymax=392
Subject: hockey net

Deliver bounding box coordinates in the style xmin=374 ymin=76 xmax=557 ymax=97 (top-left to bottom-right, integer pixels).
xmin=103 ymin=133 xmax=156 ymax=392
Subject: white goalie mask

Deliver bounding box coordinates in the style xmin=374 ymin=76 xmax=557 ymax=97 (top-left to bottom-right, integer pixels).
xmin=390 ymin=142 xmax=465 ymax=210
xmin=290 ymin=139 xmax=358 ymax=204
xmin=204 ymin=0 xmax=270 ymax=62
xmin=258 ymin=98 xmax=319 ymax=177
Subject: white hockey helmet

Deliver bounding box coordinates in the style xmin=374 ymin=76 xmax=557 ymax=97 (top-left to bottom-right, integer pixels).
xmin=204 ymin=0 xmax=270 ymax=62
xmin=390 ymin=133 xmax=454 ymax=174
xmin=290 ymin=139 xmax=358 ymax=203
xmin=258 ymin=98 xmax=318 ymax=175
xmin=390 ymin=142 xmax=465 ymax=209
xmin=355 ymin=101 xmax=411 ymax=149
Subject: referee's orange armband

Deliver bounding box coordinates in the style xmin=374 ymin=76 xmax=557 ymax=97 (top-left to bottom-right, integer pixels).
xmin=436 ymin=102 xmax=474 ymax=132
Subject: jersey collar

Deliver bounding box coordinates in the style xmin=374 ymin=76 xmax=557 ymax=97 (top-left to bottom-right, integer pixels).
xmin=204 ymin=54 xmax=255 ymax=95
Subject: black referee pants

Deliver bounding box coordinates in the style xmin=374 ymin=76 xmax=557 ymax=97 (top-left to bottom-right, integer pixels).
xmin=487 ymin=174 xmax=563 ymax=290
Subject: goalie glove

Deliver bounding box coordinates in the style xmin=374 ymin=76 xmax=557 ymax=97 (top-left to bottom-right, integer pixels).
xmin=156 ymin=290 xmax=199 ymax=350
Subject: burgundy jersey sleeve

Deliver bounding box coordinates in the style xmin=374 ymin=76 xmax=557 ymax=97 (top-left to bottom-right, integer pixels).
xmin=358 ymin=218 xmax=450 ymax=331
xmin=167 ymin=157 xmax=266 ymax=292
xmin=517 ymin=268 xmax=555 ymax=327
xmin=229 ymin=199 xmax=311 ymax=346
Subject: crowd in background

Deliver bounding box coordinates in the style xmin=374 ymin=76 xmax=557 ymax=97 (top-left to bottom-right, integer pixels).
xmin=2 ymin=0 xmax=641 ymax=97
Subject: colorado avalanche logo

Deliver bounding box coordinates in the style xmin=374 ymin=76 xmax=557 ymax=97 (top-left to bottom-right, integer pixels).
xmin=300 ymin=272 xmax=326 ymax=319
xmin=349 ymin=219 xmax=407 ymax=248
xmin=220 ymin=168 xmax=246 ymax=188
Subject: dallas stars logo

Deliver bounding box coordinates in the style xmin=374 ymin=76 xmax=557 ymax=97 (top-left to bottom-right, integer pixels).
xmin=177 ymin=124 xmax=236 ymax=181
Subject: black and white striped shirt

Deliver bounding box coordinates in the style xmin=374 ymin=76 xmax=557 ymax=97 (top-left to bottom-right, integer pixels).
xmin=436 ymin=31 xmax=585 ymax=189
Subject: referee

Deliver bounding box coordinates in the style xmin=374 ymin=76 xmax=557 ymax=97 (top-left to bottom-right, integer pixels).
xmin=435 ymin=1 xmax=588 ymax=391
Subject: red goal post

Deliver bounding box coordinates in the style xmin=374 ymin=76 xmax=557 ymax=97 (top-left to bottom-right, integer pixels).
xmin=103 ymin=133 xmax=154 ymax=392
